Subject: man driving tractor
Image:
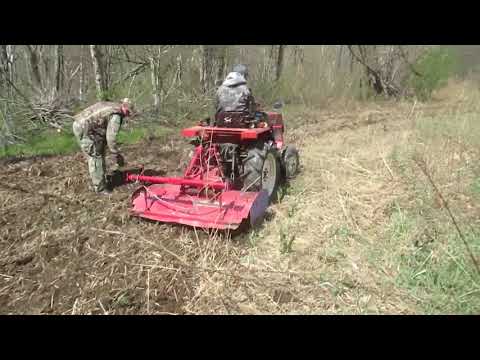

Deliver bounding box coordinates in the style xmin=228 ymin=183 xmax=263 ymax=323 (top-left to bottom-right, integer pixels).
xmin=215 ymin=64 xmax=258 ymax=126
xmin=73 ymin=98 xmax=135 ymax=195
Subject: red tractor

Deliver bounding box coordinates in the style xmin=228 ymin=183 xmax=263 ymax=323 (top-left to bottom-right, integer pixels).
xmin=125 ymin=105 xmax=300 ymax=231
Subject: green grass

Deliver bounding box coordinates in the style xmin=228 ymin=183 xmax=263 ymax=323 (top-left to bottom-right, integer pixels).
xmin=0 ymin=126 xmax=174 ymax=158
xmin=279 ymin=224 xmax=296 ymax=254
xmin=383 ymin=99 xmax=480 ymax=313
xmin=396 ymin=227 xmax=480 ymax=314
xmin=470 ymin=178 xmax=480 ymax=197
xmin=384 ymin=163 xmax=480 ymax=313
xmin=388 ymin=205 xmax=416 ymax=244
xmin=371 ymin=201 xmax=480 ymax=314
xmin=0 ymin=130 xmax=79 ymax=158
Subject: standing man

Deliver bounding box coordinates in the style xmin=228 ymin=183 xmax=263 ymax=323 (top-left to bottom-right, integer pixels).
xmin=73 ymin=98 xmax=134 ymax=195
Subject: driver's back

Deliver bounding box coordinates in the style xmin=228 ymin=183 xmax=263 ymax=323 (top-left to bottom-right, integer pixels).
xmin=216 ymin=72 xmax=255 ymax=116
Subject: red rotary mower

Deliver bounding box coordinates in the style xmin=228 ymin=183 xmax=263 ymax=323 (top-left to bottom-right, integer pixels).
xmin=124 ymin=107 xmax=300 ymax=231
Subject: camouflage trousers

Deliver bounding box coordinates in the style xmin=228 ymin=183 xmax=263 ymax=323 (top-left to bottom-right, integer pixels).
xmin=73 ymin=122 xmax=107 ymax=192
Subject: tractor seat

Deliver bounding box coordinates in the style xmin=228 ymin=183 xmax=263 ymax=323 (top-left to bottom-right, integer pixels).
xmin=215 ymin=111 xmax=253 ymax=128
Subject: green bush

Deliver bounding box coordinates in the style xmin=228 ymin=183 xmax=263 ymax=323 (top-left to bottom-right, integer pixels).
xmin=408 ymin=47 xmax=459 ymax=101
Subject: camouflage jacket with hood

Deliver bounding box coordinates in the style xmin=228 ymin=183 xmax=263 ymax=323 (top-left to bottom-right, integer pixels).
xmin=73 ymin=102 xmax=124 ymax=154
xmin=215 ymin=72 xmax=255 ymax=115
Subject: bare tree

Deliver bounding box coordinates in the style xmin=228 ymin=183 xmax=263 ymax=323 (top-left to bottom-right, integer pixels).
xmin=174 ymin=53 xmax=183 ymax=87
xmin=261 ymin=45 xmax=283 ymax=82
xmin=41 ymin=46 xmax=53 ymax=93
xmin=6 ymin=45 xmax=15 ymax=85
xmin=0 ymin=45 xmax=12 ymax=146
xmin=260 ymin=47 xmax=271 ymax=81
xmin=102 ymin=45 xmax=120 ymax=92
xmin=90 ymin=45 xmax=107 ymax=100
xmin=215 ymin=46 xmax=227 ymax=86
xmin=200 ymin=45 xmax=215 ymax=93
xmin=79 ymin=45 xmax=85 ymax=102
xmin=25 ymin=45 xmax=44 ymax=96
xmin=292 ymin=45 xmax=304 ymax=65
xmin=54 ymin=45 xmax=64 ymax=94
xmin=2 ymin=46 xmax=15 ymax=90
xmin=347 ymin=45 xmax=400 ymax=97
xmin=150 ymin=49 xmax=161 ymax=111
xmin=275 ymin=45 xmax=286 ymax=81
xmin=336 ymin=45 xmax=344 ymax=70
xmin=146 ymin=45 xmax=174 ymax=111
xmin=0 ymin=46 xmax=10 ymax=90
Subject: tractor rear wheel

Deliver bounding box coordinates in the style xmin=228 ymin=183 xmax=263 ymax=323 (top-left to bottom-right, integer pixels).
xmin=243 ymin=145 xmax=280 ymax=201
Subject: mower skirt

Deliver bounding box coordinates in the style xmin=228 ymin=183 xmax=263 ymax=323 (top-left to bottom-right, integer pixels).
xmin=130 ymin=184 xmax=269 ymax=230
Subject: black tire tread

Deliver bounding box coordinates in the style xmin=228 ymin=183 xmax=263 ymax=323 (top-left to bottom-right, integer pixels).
xmin=243 ymin=144 xmax=281 ymax=201
xmin=282 ymin=146 xmax=300 ymax=179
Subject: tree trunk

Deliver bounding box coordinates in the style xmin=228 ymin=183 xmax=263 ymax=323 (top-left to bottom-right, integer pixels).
xmin=292 ymin=45 xmax=305 ymax=75
xmin=261 ymin=47 xmax=270 ymax=81
xmin=79 ymin=45 xmax=85 ymax=102
xmin=174 ymin=53 xmax=183 ymax=86
xmin=0 ymin=45 xmax=9 ymax=86
xmin=103 ymin=45 xmax=114 ymax=91
xmin=7 ymin=46 xmax=15 ymax=86
xmin=266 ymin=45 xmax=277 ymax=81
xmin=293 ymin=45 xmax=304 ymax=65
xmin=90 ymin=45 xmax=107 ymax=101
xmin=200 ymin=45 xmax=214 ymax=93
xmin=40 ymin=46 xmax=52 ymax=93
xmin=336 ymin=45 xmax=344 ymax=70
xmin=150 ymin=55 xmax=160 ymax=111
xmin=23 ymin=50 xmax=32 ymax=85
xmin=0 ymin=45 xmax=13 ymax=145
xmin=25 ymin=45 xmax=44 ymax=94
xmin=275 ymin=45 xmax=286 ymax=81
xmin=215 ymin=46 xmax=226 ymax=86
xmin=54 ymin=45 xmax=64 ymax=94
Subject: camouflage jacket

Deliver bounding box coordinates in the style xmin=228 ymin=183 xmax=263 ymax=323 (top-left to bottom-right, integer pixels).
xmin=73 ymin=102 xmax=124 ymax=154
xmin=215 ymin=72 xmax=255 ymax=115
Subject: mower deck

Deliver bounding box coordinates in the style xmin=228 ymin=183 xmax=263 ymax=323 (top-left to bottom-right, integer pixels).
xmin=130 ymin=184 xmax=269 ymax=230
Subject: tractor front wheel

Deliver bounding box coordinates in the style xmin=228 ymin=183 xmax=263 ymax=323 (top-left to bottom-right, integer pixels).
xmin=281 ymin=145 xmax=300 ymax=179
xmin=243 ymin=146 xmax=280 ymax=201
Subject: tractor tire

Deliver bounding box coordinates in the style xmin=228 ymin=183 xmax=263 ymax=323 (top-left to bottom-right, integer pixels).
xmin=281 ymin=146 xmax=300 ymax=179
xmin=243 ymin=145 xmax=281 ymax=201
